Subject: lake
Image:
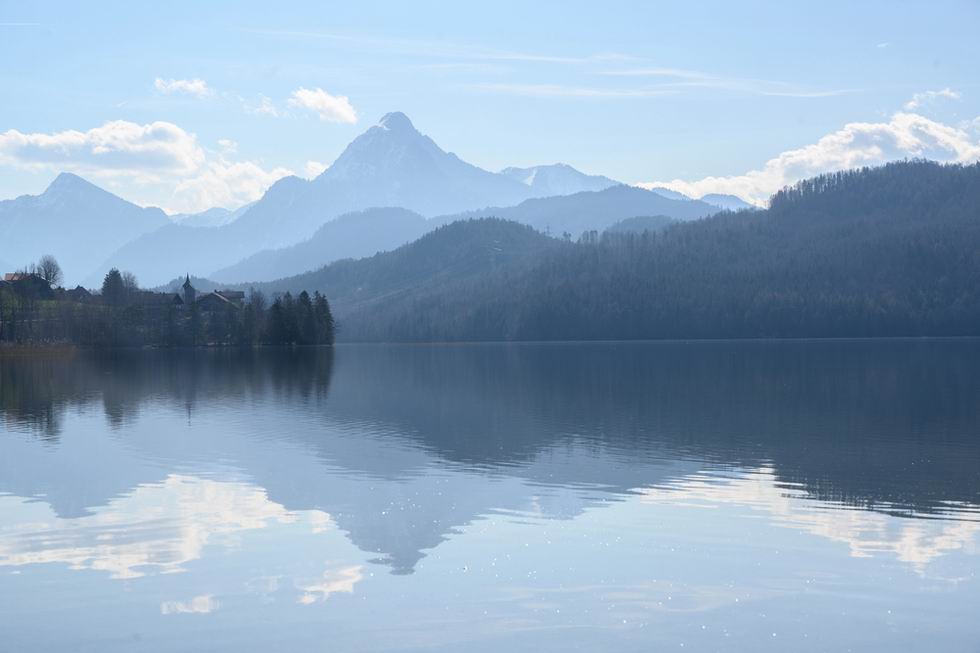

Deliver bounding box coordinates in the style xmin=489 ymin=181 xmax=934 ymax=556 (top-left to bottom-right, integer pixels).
xmin=1 ymin=341 xmax=979 ymax=652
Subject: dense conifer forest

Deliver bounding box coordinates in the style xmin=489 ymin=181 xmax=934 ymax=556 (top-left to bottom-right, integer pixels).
xmin=333 ymin=161 xmax=980 ymax=341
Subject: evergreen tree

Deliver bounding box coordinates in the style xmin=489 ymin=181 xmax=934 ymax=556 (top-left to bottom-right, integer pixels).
xmin=313 ymin=292 xmax=335 ymax=345
xmin=101 ymin=269 xmax=126 ymax=306
xmin=265 ymin=298 xmax=287 ymax=345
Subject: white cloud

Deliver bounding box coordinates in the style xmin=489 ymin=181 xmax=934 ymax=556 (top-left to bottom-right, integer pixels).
xmin=172 ymin=158 xmax=293 ymax=213
xmin=154 ymin=77 xmax=212 ymax=98
xmin=904 ymin=87 xmax=961 ymax=111
xmin=0 ymin=120 xmax=205 ymax=177
xmin=217 ymin=138 xmax=238 ymax=154
xmin=0 ymin=120 xmax=292 ymax=212
xmin=305 ymin=160 xmax=328 ymax=178
xmin=288 ymin=87 xmax=358 ymax=123
xmin=640 ymin=112 xmax=980 ymax=206
xmin=246 ymin=94 xmax=281 ymax=117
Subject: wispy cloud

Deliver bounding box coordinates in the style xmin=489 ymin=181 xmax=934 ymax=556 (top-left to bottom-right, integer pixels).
xmin=419 ymin=61 xmax=510 ymax=74
xmin=154 ymin=77 xmax=213 ymax=98
xmin=470 ymin=82 xmax=676 ymax=99
xmin=904 ymin=87 xmax=961 ymax=110
xmin=243 ymin=94 xmax=281 ymax=117
xmin=599 ymin=67 xmax=849 ymax=98
xmin=471 ymin=68 xmax=846 ymax=100
xmin=241 ymin=28 xmax=620 ymax=65
xmin=598 ymin=66 xmax=709 ymax=79
xmin=243 ymin=28 xmax=844 ymax=101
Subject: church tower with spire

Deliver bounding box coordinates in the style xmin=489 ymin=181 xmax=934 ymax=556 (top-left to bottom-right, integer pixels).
xmin=182 ymin=274 xmax=196 ymax=305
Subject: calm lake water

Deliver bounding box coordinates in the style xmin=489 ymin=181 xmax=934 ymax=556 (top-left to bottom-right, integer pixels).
xmin=1 ymin=341 xmax=979 ymax=652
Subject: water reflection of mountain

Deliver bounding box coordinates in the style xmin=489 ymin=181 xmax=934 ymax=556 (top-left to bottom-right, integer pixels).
xmin=1 ymin=340 xmax=979 ymax=573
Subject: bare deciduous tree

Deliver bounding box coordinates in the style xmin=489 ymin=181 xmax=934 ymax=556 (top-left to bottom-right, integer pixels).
xmin=37 ymin=255 xmax=63 ymax=287
xmin=121 ymin=271 xmax=139 ymax=294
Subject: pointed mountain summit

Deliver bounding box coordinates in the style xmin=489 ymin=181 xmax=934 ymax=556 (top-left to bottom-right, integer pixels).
xmin=314 ymin=111 xmax=532 ymax=215
xmin=43 ymin=171 xmax=100 ymax=195
xmin=0 ymin=172 xmax=168 ymax=284
xmin=37 ymin=172 xmax=138 ymax=210
xmin=377 ymin=110 xmax=415 ymax=131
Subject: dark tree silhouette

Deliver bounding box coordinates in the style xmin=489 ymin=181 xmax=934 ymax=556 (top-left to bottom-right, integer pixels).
xmin=101 ymin=268 xmax=126 ymax=306
xmin=36 ymin=255 xmax=63 ymax=287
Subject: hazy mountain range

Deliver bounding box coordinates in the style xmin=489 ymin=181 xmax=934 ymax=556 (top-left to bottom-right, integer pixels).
xmin=235 ymin=160 xmax=980 ymax=342
xmin=1 ymin=111 xmax=752 ymax=287
xmin=213 ymin=185 xmax=719 ymax=283
xmin=0 ymin=173 xmax=168 ymax=282
xmin=698 ymin=193 xmax=754 ymax=211
xmin=211 ymin=207 xmax=431 ymax=283
xmin=170 ymin=203 xmax=255 ymax=228
xmin=499 ymin=163 xmax=618 ymax=197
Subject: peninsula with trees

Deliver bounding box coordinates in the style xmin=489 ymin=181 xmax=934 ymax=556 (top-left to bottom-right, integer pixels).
xmin=0 ymin=262 xmax=334 ymax=348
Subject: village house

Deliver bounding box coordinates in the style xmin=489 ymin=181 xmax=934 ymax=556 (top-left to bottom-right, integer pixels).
xmin=64 ymin=285 xmax=94 ymax=302
xmin=0 ymin=272 xmax=54 ymax=300
xmin=181 ymin=276 xmax=245 ymax=312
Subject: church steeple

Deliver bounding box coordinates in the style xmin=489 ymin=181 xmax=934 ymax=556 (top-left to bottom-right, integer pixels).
xmin=182 ymin=274 xmax=196 ymax=305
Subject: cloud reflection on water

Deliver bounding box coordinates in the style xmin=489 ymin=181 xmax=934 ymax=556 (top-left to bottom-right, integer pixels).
xmin=640 ymin=466 xmax=980 ymax=574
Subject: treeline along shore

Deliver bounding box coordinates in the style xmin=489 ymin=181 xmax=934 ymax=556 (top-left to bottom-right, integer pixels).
xmin=3 ymin=161 xmax=980 ymax=347
xmin=0 ymin=265 xmax=334 ymax=348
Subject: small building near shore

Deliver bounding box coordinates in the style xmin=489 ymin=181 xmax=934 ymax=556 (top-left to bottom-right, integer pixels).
xmin=179 ymin=277 xmax=244 ymax=312
xmin=0 ymin=272 xmax=54 ymax=300
xmin=65 ymin=285 xmax=94 ymax=302
xmin=195 ymin=291 xmax=242 ymax=312
xmin=136 ymin=291 xmax=184 ymax=308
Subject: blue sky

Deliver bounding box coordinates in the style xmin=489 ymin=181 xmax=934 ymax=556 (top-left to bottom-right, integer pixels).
xmin=1 ymin=0 xmax=979 ymax=211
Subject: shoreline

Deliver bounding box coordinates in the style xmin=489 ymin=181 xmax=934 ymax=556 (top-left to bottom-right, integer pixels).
xmin=3 ymin=334 xmax=980 ymax=357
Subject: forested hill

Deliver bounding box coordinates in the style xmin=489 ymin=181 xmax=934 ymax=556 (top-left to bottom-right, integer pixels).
xmin=334 ymin=160 xmax=980 ymax=341
xmin=253 ymin=219 xmax=558 ymax=320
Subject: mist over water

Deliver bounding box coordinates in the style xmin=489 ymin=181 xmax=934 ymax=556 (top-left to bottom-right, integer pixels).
xmin=1 ymin=341 xmax=979 ymax=651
